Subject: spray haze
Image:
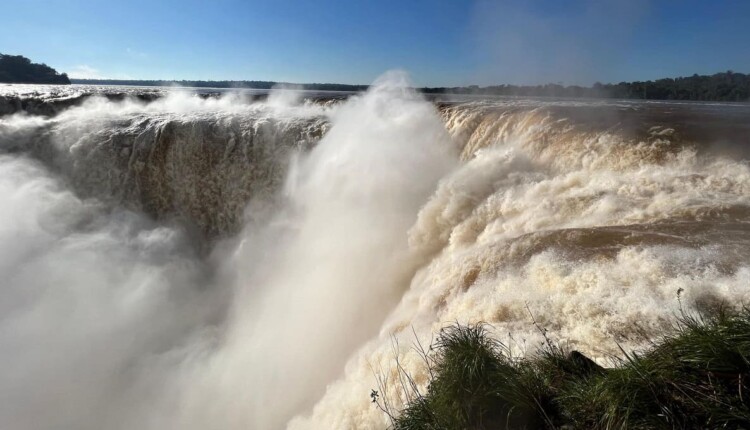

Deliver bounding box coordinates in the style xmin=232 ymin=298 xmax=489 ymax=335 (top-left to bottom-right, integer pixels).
xmin=1 ymin=70 xmax=750 ymax=429
xmin=0 ymin=73 xmax=457 ymax=429
xmin=469 ymin=0 xmax=650 ymax=85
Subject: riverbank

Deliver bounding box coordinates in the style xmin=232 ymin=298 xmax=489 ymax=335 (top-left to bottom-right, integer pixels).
xmin=380 ymin=305 xmax=750 ymax=429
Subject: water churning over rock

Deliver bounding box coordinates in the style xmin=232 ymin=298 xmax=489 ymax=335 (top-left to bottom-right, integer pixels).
xmin=1 ymin=80 xmax=750 ymax=429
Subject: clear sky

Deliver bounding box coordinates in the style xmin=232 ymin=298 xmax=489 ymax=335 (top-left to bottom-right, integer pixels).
xmin=3 ymin=0 xmax=750 ymax=86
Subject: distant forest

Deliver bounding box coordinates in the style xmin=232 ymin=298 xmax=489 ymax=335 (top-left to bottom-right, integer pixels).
xmin=2 ymin=53 xmax=747 ymax=102
xmin=71 ymin=78 xmax=368 ymax=92
xmin=0 ymin=54 xmax=70 ymax=84
xmin=422 ymin=71 xmax=750 ymax=102
xmin=73 ymin=71 xmax=750 ymax=102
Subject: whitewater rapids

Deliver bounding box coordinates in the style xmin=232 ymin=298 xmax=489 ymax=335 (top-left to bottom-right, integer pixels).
xmin=1 ymin=75 xmax=749 ymax=429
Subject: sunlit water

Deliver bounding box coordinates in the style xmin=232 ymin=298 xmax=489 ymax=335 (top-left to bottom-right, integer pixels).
xmin=1 ymin=75 xmax=750 ymax=429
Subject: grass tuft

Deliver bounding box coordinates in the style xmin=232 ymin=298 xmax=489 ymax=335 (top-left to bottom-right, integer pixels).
xmin=379 ymin=306 xmax=750 ymax=429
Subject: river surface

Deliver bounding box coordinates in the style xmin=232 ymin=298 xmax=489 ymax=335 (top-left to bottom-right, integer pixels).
xmin=1 ymin=78 xmax=749 ymax=429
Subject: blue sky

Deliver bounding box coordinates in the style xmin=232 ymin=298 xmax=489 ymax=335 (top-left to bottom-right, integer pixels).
xmin=3 ymin=0 xmax=750 ymax=86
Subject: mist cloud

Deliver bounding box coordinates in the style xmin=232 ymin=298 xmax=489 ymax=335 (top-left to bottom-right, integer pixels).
xmin=468 ymin=0 xmax=650 ymax=85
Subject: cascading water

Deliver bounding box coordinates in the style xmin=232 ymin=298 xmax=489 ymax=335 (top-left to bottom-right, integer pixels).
xmin=1 ymin=90 xmax=330 ymax=239
xmin=1 ymin=74 xmax=749 ymax=429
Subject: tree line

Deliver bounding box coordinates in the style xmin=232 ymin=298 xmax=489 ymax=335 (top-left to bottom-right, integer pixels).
xmin=422 ymin=71 xmax=750 ymax=102
xmin=3 ymin=53 xmax=747 ymax=102
xmin=0 ymin=54 xmax=70 ymax=84
xmin=75 ymin=72 xmax=750 ymax=102
xmin=71 ymin=78 xmax=368 ymax=92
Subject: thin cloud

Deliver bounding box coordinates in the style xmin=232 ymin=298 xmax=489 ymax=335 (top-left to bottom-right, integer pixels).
xmin=126 ymin=47 xmax=149 ymax=59
xmin=67 ymin=65 xmax=103 ymax=79
xmin=66 ymin=65 xmax=133 ymax=80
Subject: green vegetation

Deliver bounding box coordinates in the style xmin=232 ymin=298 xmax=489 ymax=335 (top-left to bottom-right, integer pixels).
xmin=0 ymin=54 xmax=70 ymax=84
xmin=71 ymin=78 xmax=368 ymax=92
xmin=422 ymin=71 xmax=750 ymax=102
xmin=375 ymin=307 xmax=750 ymax=429
xmin=73 ymin=71 xmax=750 ymax=102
